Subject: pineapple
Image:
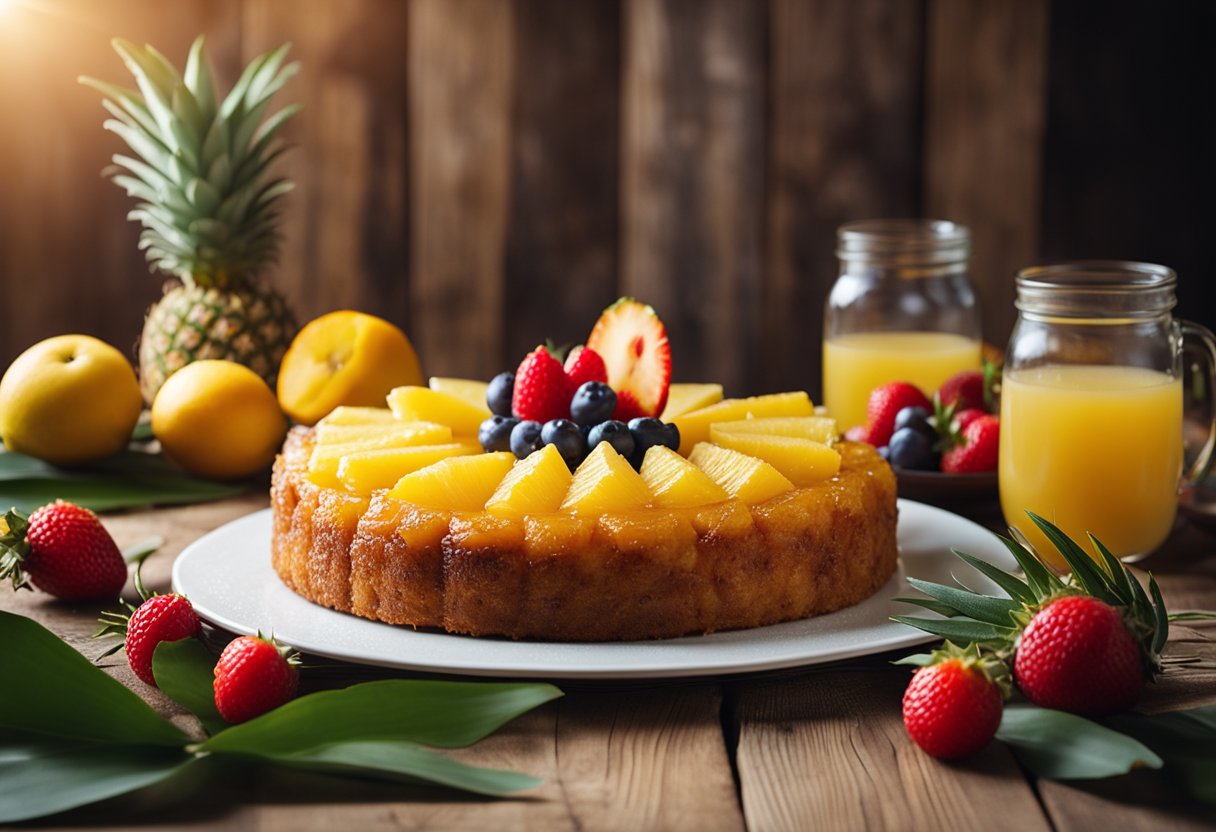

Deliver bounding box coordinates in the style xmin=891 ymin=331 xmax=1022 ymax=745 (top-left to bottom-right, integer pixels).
xmin=82 ymin=37 xmax=301 ymax=402
xmin=688 ymin=443 xmax=794 ymax=504
xmin=336 ymin=442 xmax=480 ymax=495
xmin=484 ymin=444 xmax=573 ymax=519
xmin=314 ymin=421 xmax=451 ymax=446
xmin=709 ymin=416 xmax=838 ymax=443
xmin=708 ymin=431 xmax=841 ymax=486
xmin=671 ymin=392 xmax=815 ymax=455
xmin=660 ymin=383 xmax=724 ymax=419
xmin=639 ymin=446 xmax=729 ymax=508
xmin=387 ymin=386 xmax=490 ymax=436
xmin=428 ymin=378 xmax=490 ymax=412
xmin=388 ymin=453 xmax=515 ymax=511
xmin=317 ymin=406 xmax=399 ymax=427
xmin=561 ymin=443 xmax=652 ymax=515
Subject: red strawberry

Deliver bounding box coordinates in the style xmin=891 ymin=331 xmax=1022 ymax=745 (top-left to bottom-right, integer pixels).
xmin=844 ymin=424 xmax=874 ymax=444
xmin=902 ymin=644 xmax=1006 ymax=759
xmin=865 ymin=382 xmax=932 ymax=447
xmin=98 ymin=591 xmax=202 ymax=686
xmin=213 ymin=634 xmax=299 ymax=724
xmin=0 ymin=501 xmax=127 ymax=602
xmin=940 ymin=414 xmax=999 ymax=473
xmin=937 ymin=370 xmax=986 ymax=413
xmin=512 ymin=345 xmax=572 ymax=423
xmin=585 ymin=298 xmax=672 ymax=419
xmin=564 ymin=345 xmax=608 ymax=389
xmin=1014 ymin=595 xmax=1144 ymax=716
xmin=952 ymin=407 xmax=987 ymax=434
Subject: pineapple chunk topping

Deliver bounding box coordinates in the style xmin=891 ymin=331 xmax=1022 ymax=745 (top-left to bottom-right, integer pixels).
xmin=428 ymin=377 xmax=490 ymax=412
xmin=307 ymin=423 xmax=454 ymax=488
xmin=671 ymin=391 xmax=814 ymax=455
xmin=688 ymin=442 xmax=794 ymax=505
xmin=317 ymin=406 xmax=400 ymax=426
xmin=709 ymin=431 xmax=841 ymax=487
xmin=485 ymin=444 xmax=573 ymax=520
xmin=639 ymin=446 xmax=729 ymax=508
xmin=660 ymin=383 xmax=725 ymax=420
xmin=388 ymin=452 xmax=515 ymax=511
xmin=709 ymin=416 xmax=837 ymax=444
xmin=387 ymin=386 xmax=490 ymax=436
xmin=560 ymin=443 xmax=652 ymax=515
xmin=334 ymin=441 xmax=481 ymax=495
xmin=315 ymin=421 xmax=452 ymax=447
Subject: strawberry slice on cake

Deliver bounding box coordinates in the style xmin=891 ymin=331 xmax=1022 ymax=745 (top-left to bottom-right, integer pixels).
xmin=586 ymin=298 xmax=672 ymax=421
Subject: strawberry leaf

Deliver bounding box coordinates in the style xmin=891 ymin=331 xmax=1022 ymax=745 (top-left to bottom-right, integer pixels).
xmin=905 ymin=577 xmax=1022 ymax=626
xmin=1028 ymin=512 xmax=1119 ymax=602
xmin=892 ymin=596 xmax=963 ymax=618
xmin=152 ymin=639 xmax=227 ymax=737
xmin=890 ymin=615 xmax=1015 ymax=644
xmin=0 ymin=734 xmax=197 ymax=824
xmin=1148 ymin=575 xmax=1170 ymax=657
xmin=264 ymin=740 xmax=541 ymax=796
xmin=121 ymin=536 xmax=163 ymax=565
xmin=200 ymin=679 xmax=562 ymax=756
xmin=997 ymin=703 xmax=1163 ymax=779
xmin=952 ymin=549 xmax=1036 ymax=605
xmin=1088 ymin=533 xmax=1136 ymax=605
xmin=0 ymin=610 xmax=187 ymax=748
xmin=997 ymin=533 xmax=1062 ymax=600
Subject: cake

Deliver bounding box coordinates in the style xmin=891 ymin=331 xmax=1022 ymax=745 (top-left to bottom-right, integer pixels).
xmin=268 ymin=299 xmax=899 ymax=641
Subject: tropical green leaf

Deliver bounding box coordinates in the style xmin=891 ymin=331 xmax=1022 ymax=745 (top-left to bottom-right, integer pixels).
xmin=953 ymin=549 xmax=1036 ymax=605
xmin=1027 ymin=512 xmax=1117 ymax=601
xmin=1105 ymin=707 xmax=1216 ymax=804
xmin=1147 ymin=575 xmax=1170 ymax=656
xmin=0 ymin=734 xmax=194 ymax=823
xmin=201 ymin=680 xmax=562 ymax=756
xmin=0 ymin=449 xmax=247 ymax=514
xmin=891 ymin=652 xmax=936 ymax=667
xmin=892 ymin=596 xmax=961 ymax=618
xmin=0 ymin=611 xmax=186 ymax=748
xmin=997 ymin=703 xmax=1162 ymax=779
xmin=122 ymin=536 xmax=163 ymax=565
xmin=267 ymin=740 xmax=540 ymax=797
xmin=997 ymin=533 xmax=1061 ymax=599
xmin=890 ymin=615 xmax=1015 ymax=644
xmin=152 ymin=639 xmax=227 ymax=737
xmin=905 ymin=577 xmax=1021 ymax=626
xmin=1088 ymin=534 xmax=1136 ymax=604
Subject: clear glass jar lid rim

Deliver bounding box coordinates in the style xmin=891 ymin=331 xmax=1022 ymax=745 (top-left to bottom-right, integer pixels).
xmin=1017 ymin=260 xmax=1176 ymax=290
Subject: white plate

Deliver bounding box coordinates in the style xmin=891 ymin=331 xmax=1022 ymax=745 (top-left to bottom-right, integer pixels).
xmin=172 ymin=500 xmax=1012 ymax=680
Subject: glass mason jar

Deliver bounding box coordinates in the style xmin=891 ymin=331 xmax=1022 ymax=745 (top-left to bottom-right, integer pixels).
xmin=823 ymin=219 xmax=982 ymax=431
xmin=1000 ymin=261 xmax=1216 ymax=566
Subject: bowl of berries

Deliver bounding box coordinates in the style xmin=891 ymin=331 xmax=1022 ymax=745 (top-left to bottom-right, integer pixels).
xmin=846 ymin=370 xmax=1000 ymax=508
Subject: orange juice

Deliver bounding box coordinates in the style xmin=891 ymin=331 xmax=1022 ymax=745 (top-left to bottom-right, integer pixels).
xmin=999 ymin=365 xmax=1182 ymax=567
xmin=822 ymin=332 xmax=981 ymax=429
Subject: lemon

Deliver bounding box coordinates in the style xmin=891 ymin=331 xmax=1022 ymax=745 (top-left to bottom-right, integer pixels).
xmin=152 ymin=360 xmax=288 ymax=480
xmin=277 ymin=311 xmax=424 ymax=426
xmin=0 ymin=334 xmax=142 ymax=465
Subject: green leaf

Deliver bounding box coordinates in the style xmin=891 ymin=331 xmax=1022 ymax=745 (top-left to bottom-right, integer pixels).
xmin=0 ymin=449 xmax=247 ymax=514
xmin=892 ymin=596 xmax=962 ymax=618
xmin=953 ymin=549 xmax=1036 ymax=605
xmin=997 ymin=703 xmax=1162 ymax=779
xmin=152 ymin=639 xmax=227 ymax=737
xmin=122 ymin=536 xmax=163 ymax=565
xmin=201 ymin=680 xmax=562 ymax=756
xmin=0 ymin=734 xmax=194 ymax=823
xmin=1147 ymin=575 xmax=1170 ymax=656
xmin=905 ymin=577 xmax=1021 ymax=626
xmin=1027 ymin=512 xmax=1118 ymax=601
xmin=891 ymin=652 xmax=936 ymax=667
xmin=1088 ymin=534 xmax=1136 ymax=605
xmin=997 ymin=533 xmax=1061 ymax=600
xmin=0 ymin=611 xmax=187 ymax=748
xmin=890 ymin=615 xmax=1015 ymax=644
xmin=267 ymin=740 xmax=540 ymax=797
xmin=1105 ymin=708 xmax=1216 ymax=804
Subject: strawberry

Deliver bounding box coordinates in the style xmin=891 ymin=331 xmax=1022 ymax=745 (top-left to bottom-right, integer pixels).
xmin=952 ymin=407 xmax=987 ymax=434
xmin=512 ymin=345 xmax=572 ymax=423
xmin=585 ymin=297 xmax=672 ymax=419
xmin=213 ymin=634 xmax=299 ymax=724
xmin=936 ymin=370 xmax=986 ymax=413
xmin=0 ymin=502 xmax=127 ymax=602
xmin=1013 ymin=595 xmax=1144 ymax=716
xmin=940 ymin=414 xmax=999 ymax=473
xmin=97 ymin=587 xmax=202 ymax=687
xmin=865 ymin=382 xmax=932 ymax=447
xmin=843 ymin=424 xmax=874 ymax=444
xmin=563 ymin=345 xmax=608 ymax=390
xmin=902 ymin=643 xmax=1006 ymax=759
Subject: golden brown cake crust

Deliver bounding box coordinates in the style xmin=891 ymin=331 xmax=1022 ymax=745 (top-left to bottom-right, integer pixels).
xmin=270 ymin=427 xmax=899 ymax=641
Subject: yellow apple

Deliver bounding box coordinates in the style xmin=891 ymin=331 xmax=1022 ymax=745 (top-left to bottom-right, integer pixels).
xmin=0 ymin=334 xmax=142 ymax=465
xmin=277 ymin=311 xmax=424 ymax=426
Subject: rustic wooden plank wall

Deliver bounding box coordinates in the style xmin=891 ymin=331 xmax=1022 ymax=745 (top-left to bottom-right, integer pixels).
xmin=3 ymin=0 xmax=1209 ymax=398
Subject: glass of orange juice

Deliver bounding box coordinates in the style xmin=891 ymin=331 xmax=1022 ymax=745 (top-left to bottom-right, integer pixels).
xmin=1000 ymin=262 xmax=1216 ymax=567
xmin=823 ymin=220 xmax=982 ymax=431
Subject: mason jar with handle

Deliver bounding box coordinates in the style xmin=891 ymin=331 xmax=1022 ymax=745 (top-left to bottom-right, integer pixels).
xmin=999 ymin=261 xmax=1216 ymax=567
xmin=823 ymin=219 xmax=982 ymax=432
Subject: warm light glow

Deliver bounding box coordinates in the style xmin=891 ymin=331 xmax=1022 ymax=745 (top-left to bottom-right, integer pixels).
xmin=0 ymin=0 xmax=21 ymax=19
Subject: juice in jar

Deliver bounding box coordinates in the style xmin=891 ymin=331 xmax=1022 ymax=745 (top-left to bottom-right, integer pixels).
xmin=822 ymin=331 xmax=981 ymax=430
xmin=999 ymin=364 xmax=1182 ymax=567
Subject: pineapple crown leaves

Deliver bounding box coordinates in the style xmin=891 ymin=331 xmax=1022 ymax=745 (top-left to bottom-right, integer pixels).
xmin=892 ymin=511 xmax=1210 ymax=680
xmin=0 ymin=508 xmax=32 ymax=592
xmin=80 ymin=36 xmax=301 ymax=288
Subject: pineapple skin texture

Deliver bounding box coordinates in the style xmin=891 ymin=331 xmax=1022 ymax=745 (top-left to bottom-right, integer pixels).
xmin=139 ymin=281 xmax=296 ymax=403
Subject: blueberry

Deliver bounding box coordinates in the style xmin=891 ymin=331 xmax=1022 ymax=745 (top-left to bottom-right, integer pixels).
xmin=510 ymin=420 xmax=543 ymax=459
xmin=541 ymin=419 xmax=588 ymax=469
xmin=893 ymin=405 xmax=933 ymax=438
xmin=661 ymin=422 xmax=681 ymax=452
xmin=478 ymin=415 xmax=520 ymax=453
xmin=486 ymin=371 xmax=515 ymax=417
xmin=877 ymin=445 xmax=890 ymax=461
xmin=586 ymin=420 xmax=635 ymax=459
xmin=887 ymin=427 xmax=937 ymax=471
xmin=569 ymin=381 xmax=617 ymax=427
xmin=627 ymin=417 xmax=671 ymax=469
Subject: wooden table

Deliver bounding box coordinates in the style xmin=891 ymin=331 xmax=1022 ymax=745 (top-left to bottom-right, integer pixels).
xmin=4 ymin=494 xmax=1215 ymax=831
